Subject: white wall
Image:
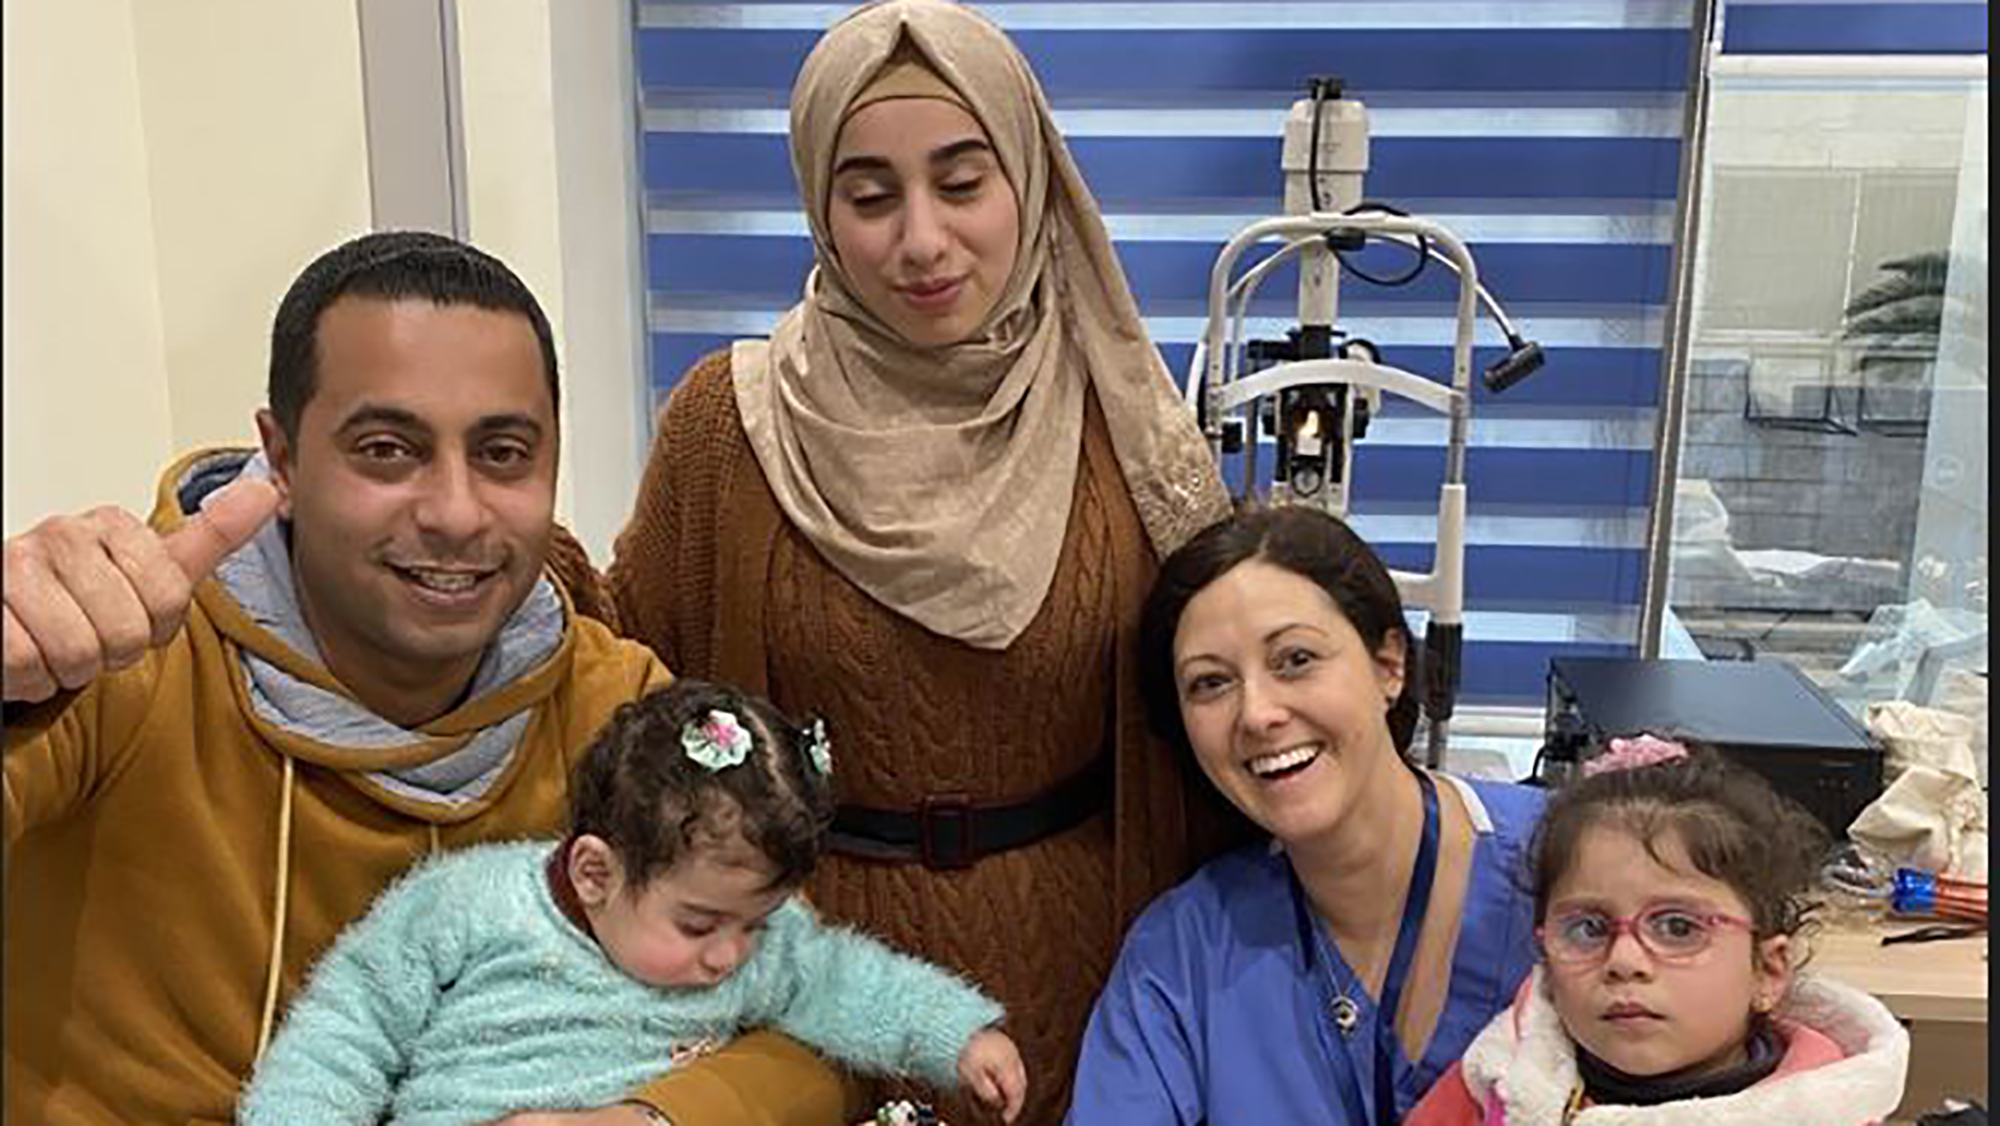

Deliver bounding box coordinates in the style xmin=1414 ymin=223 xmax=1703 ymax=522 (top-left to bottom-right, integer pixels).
xmin=457 ymin=0 xmax=649 ymax=561
xmin=128 ymin=2 xmax=375 ymax=456
xmin=546 ymin=1 xmax=653 ymax=564
xmin=3 ymin=0 xmax=372 ymax=534
xmin=4 ymin=0 xmax=648 ymax=563
xmin=458 ymin=0 xmax=576 ymax=537
xmin=4 ymin=0 xmax=177 ymax=527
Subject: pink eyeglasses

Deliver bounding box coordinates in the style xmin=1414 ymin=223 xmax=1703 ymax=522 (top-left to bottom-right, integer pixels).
xmin=1536 ymin=903 xmax=1755 ymax=965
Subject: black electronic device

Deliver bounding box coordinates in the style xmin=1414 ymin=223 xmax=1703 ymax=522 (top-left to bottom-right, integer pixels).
xmin=1543 ymin=657 xmax=1884 ymax=838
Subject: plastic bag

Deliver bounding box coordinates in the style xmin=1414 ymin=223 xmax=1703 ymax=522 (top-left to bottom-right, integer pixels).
xmin=1819 ymin=842 xmax=1898 ymax=925
xmin=1934 ymin=666 xmax=1990 ymax=786
xmin=1850 ymin=702 xmax=1989 ymax=881
xmin=1869 ymin=700 xmax=1981 ymax=780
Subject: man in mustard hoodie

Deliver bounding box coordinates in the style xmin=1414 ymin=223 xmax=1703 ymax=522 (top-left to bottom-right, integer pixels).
xmin=2 ymin=232 xmax=853 ymax=1126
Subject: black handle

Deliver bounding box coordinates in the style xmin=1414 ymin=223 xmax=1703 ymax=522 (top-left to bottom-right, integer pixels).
xmin=1484 ymin=340 xmax=1546 ymax=393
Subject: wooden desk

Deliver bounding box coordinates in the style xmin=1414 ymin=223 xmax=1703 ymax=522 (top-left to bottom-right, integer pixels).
xmin=1811 ymin=923 xmax=1988 ymax=1122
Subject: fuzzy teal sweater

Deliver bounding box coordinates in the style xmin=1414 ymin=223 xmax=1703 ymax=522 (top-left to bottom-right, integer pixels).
xmin=237 ymin=842 xmax=1003 ymax=1126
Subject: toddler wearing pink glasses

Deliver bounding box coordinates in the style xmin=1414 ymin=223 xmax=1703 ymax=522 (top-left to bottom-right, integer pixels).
xmin=1408 ymin=737 xmax=1909 ymax=1126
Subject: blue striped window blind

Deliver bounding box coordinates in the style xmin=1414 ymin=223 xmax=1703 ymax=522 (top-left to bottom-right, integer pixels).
xmin=635 ymin=1 xmax=1700 ymax=705
xmin=1721 ymin=0 xmax=1988 ymax=55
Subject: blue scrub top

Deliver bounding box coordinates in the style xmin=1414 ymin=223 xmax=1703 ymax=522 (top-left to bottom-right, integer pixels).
xmin=1066 ymin=776 xmax=1545 ymax=1126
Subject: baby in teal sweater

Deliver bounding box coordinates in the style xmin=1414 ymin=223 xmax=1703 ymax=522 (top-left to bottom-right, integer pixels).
xmin=238 ymin=678 xmax=1026 ymax=1126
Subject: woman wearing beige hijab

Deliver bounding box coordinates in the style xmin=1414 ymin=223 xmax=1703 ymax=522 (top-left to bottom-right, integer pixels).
xmin=607 ymin=2 xmax=1231 ymax=1120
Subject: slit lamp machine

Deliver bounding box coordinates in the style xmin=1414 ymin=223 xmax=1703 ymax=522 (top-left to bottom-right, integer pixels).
xmin=1187 ymin=78 xmax=1548 ymax=768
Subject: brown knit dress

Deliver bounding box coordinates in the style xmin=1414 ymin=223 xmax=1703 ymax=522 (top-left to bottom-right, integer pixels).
xmin=609 ymin=353 xmax=1212 ymax=1125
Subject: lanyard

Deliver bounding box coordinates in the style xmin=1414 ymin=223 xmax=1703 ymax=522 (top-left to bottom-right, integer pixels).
xmin=1291 ymin=770 xmax=1441 ymax=1126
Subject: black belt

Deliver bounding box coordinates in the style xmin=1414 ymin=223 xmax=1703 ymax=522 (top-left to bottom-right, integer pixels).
xmin=827 ymin=755 xmax=1112 ymax=870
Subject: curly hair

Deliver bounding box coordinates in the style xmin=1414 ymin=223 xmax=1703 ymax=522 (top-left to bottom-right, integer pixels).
xmin=568 ymin=679 xmax=837 ymax=891
xmin=1530 ymin=740 xmax=1831 ymax=943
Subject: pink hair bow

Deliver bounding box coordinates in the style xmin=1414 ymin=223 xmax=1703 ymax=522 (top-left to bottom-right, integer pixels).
xmin=1583 ymin=734 xmax=1690 ymax=777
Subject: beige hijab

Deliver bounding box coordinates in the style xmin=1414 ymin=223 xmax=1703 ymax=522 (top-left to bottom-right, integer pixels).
xmin=734 ymin=0 xmax=1229 ymax=649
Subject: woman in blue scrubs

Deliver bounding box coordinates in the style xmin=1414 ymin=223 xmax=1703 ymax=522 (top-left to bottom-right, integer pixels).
xmin=1067 ymin=506 xmax=1546 ymax=1125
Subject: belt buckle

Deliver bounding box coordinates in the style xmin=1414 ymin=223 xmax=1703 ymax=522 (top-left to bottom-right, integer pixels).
xmin=918 ymin=793 xmax=975 ymax=870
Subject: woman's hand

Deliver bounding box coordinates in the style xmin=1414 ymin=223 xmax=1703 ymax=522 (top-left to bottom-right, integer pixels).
xmin=958 ymin=1028 xmax=1028 ymax=1123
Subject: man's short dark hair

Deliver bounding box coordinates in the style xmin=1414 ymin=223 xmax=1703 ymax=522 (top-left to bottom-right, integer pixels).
xmin=267 ymin=230 xmax=561 ymax=439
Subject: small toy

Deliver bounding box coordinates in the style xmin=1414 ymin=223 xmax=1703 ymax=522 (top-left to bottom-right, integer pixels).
xmin=873 ymin=1099 xmax=942 ymax=1126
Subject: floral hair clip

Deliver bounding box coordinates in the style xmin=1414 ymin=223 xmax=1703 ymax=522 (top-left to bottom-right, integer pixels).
xmin=1583 ymin=733 xmax=1690 ymax=777
xmin=682 ymin=709 xmax=753 ymax=772
xmin=804 ymin=719 xmax=833 ymax=776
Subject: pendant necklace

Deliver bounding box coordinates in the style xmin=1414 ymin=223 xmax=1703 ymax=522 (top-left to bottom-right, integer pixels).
xmin=1288 ymin=769 xmax=1443 ymax=1126
xmin=1329 ymin=988 xmax=1363 ymax=1037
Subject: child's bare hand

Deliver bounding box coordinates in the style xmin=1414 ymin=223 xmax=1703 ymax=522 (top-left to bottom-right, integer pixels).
xmin=958 ymin=1028 xmax=1027 ymax=1122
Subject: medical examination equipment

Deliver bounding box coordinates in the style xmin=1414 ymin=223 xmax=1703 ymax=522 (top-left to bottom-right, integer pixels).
xmin=1544 ymin=656 xmax=1884 ymax=838
xmin=1188 ymin=79 xmax=1546 ymax=767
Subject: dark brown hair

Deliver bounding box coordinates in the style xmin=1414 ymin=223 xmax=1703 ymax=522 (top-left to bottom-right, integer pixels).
xmin=1139 ymin=505 xmax=1421 ymax=849
xmin=268 ymin=230 xmax=560 ymax=442
xmin=1530 ymin=740 xmax=1830 ymax=941
xmin=568 ymin=679 xmax=836 ymax=891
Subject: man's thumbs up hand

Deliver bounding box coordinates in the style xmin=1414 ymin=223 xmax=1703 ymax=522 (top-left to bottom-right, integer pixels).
xmin=4 ymin=478 xmax=280 ymax=704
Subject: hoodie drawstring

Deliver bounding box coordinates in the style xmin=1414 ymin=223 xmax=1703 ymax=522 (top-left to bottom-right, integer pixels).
xmin=251 ymin=763 xmax=444 ymax=1062
xmin=255 ymin=755 xmax=297 ymax=1060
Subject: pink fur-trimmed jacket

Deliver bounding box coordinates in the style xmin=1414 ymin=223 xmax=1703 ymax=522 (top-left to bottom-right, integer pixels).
xmin=1406 ymin=968 xmax=1909 ymax=1126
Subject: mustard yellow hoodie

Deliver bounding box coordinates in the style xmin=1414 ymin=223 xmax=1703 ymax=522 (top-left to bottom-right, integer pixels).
xmin=3 ymin=449 xmax=852 ymax=1125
